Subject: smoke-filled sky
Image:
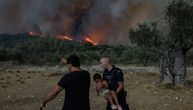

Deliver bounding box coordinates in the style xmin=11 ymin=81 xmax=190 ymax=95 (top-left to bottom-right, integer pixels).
xmin=0 ymin=0 xmax=168 ymax=45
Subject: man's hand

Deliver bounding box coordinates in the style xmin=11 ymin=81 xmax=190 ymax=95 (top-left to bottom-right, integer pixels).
xmin=60 ymin=58 xmax=67 ymax=65
xmin=39 ymin=103 xmax=46 ymax=110
xmin=39 ymin=85 xmax=63 ymax=110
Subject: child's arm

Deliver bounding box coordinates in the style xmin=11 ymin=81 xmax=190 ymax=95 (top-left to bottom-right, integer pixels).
xmin=96 ymin=85 xmax=100 ymax=96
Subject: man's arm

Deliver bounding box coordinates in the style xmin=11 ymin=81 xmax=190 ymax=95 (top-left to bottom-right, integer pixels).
xmin=115 ymin=69 xmax=124 ymax=94
xmin=40 ymin=85 xmax=63 ymax=110
xmin=116 ymin=82 xmax=124 ymax=94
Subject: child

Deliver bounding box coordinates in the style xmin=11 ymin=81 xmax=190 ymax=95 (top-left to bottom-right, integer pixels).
xmin=93 ymin=73 xmax=122 ymax=110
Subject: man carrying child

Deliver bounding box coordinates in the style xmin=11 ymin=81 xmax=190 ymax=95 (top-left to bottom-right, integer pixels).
xmin=99 ymin=56 xmax=130 ymax=110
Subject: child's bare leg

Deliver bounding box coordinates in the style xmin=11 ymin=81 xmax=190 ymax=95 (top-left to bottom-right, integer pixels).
xmin=107 ymin=94 xmax=118 ymax=109
xmin=107 ymin=93 xmax=115 ymax=106
xmin=110 ymin=91 xmax=120 ymax=106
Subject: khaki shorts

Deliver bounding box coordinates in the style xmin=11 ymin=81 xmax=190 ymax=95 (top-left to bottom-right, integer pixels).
xmin=100 ymin=89 xmax=110 ymax=98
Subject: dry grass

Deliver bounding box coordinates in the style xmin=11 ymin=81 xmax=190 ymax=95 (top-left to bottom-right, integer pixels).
xmin=0 ymin=67 xmax=193 ymax=110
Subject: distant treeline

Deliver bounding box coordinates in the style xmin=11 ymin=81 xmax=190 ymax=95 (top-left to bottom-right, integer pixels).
xmin=0 ymin=34 xmax=192 ymax=66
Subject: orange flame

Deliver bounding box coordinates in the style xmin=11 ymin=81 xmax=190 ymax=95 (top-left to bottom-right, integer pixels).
xmin=28 ymin=32 xmax=41 ymax=36
xmin=28 ymin=32 xmax=98 ymax=46
xmin=57 ymin=35 xmax=73 ymax=41
xmin=84 ymin=37 xmax=98 ymax=46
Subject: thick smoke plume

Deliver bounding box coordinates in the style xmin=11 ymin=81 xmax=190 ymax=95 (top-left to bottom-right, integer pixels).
xmin=0 ymin=0 xmax=168 ymax=45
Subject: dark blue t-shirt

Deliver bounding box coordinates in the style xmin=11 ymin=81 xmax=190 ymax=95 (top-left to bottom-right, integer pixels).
xmin=58 ymin=70 xmax=90 ymax=110
xmin=102 ymin=66 xmax=124 ymax=91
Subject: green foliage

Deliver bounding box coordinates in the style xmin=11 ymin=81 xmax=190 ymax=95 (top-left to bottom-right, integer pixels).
xmin=0 ymin=33 xmax=160 ymax=65
xmin=165 ymin=0 xmax=193 ymax=51
xmin=128 ymin=0 xmax=193 ymax=66
xmin=128 ymin=22 xmax=162 ymax=66
xmin=129 ymin=22 xmax=164 ymax=51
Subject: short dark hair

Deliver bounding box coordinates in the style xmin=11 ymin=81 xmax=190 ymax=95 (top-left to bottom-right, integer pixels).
xmin=101 ymin=56 xmax=111 ymax=63
xmin=93 ymin=73 xmax=102 ymax=81
xmin=67 ymin=55 xmax=80 ymax=67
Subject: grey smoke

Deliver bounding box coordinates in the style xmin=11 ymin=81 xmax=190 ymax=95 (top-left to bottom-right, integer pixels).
xmin=0 ymin=0 xmax=168 ymax=45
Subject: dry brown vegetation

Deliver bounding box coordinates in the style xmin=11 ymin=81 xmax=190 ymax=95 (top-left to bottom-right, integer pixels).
xmin=0 ymin=66 xmax=193 ymax=110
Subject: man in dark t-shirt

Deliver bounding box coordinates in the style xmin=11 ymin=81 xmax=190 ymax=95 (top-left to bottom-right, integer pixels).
xmin=40 ymin=55 xmax=90 ymax=110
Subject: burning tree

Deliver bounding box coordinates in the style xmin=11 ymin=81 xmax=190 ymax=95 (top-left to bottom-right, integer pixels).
xmin=129 ymin=0 xmax=193 ymax=85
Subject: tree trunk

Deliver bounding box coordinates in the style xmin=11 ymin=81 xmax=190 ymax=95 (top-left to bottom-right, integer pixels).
xmin=143 ymin=58 xmax=148 ymax=67
xmin=159 ymin=49 xmax=186 ymax=85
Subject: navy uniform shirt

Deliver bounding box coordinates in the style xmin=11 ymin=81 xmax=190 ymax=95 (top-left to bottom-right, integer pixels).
xmin=58 ymin=70 xmax=90 ymax=110
xmin=102 ymin=65 xmax=124 ymax=91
